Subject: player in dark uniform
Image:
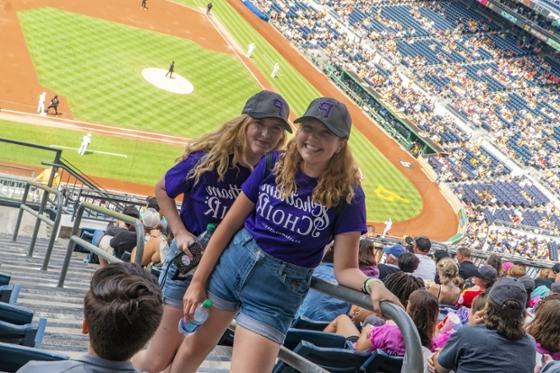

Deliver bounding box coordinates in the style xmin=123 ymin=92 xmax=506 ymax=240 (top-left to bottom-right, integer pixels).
xmin=47 ymin=95 xmax=60 ymax=116
xmin=206 ymin=2 xmax=213 ymax=15
xmin=165 ymin=61 xmax=175 ymax=79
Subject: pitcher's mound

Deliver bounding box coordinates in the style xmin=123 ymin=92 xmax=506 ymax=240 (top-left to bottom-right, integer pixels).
xmin=141 ymin=68 xmax=194 ymax=94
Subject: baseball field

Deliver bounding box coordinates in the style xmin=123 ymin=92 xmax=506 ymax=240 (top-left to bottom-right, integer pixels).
xmin=0 ymin=0 xmax=458 ymax=239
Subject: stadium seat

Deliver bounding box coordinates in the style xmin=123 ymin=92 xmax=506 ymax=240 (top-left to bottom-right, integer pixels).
xmin=0 ymin=284 xmax=21 ymax=304
xmin=283 ymin=328 xmax=346 ymax=351
xmin=359 ymin=350 xmax=403 ymax=373
xmin=0 ymin=318 xmax=47 ymax=347
xmin=273 ymin=340 xmax=370 ymax=373
xmin=0 ymin=273 xmax=10 ymax=286
xmin=291 ymin=316 xmax=330 ymax=331
xmin=0 ymin=341 xmax=68 ymax=372
xmin=0 ymin=302 xmax=34 ymax=325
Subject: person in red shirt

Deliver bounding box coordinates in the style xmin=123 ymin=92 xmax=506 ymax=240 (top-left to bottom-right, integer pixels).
xmin=457 ymin=265 xmax=497 ymax=308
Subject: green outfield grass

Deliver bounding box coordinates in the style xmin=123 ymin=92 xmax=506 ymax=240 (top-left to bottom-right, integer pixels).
xmin=12 ymin=4 xmax=423 ymax=221
xmin=18 ymin=7 xmax=260 ymax=137
xmin=0 ymin=120 xmax=180 ymax=185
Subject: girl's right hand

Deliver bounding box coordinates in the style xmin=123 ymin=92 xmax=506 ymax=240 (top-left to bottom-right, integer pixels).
xmin=175 ymin=231 xmax=196 ymax=259
xmin=183 ymin=280 xmax=207 ymax=321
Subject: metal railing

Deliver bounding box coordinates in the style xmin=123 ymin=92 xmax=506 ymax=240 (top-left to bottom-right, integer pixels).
xmin=12 ymin=182 xmax=63 ymax=271
xmin=311 ymin=278 xmax=424 ymax=373
xmin=57 ymin=202 xmax=145 ymax=288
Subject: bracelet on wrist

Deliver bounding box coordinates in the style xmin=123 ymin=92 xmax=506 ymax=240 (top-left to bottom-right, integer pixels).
xmin=362 ymin=277 xmax=383 ymax=294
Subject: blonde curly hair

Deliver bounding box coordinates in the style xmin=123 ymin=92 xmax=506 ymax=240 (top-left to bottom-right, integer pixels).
xmin=179 ymin=114 xmax=286 ymax=184
xmin=273 ymin=135 xmax=361 ymax=208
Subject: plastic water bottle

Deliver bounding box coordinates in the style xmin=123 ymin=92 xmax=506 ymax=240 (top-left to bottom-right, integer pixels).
xmin=198 ymin=223 xmax=216 ymax=248
xmin=178 ymin=299 xmax=213 ymax=336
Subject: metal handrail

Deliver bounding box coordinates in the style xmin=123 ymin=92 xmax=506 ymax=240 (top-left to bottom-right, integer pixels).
xmin=57 ymin=202 xmax=145 ymax=288
xmin=311 ymin=278 xmax=424 ymax=373
xmin=12 ymin=182 xmax=63 ymax=270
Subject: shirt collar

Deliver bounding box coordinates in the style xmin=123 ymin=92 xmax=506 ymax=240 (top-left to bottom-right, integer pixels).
xmin=74 ymin=355 xmax=137 ymax=371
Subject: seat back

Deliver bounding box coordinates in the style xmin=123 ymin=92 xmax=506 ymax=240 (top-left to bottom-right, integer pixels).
xmin=0 ymin=284 xmax=21 ymax=305
xmin=0 ymin=318 xmax=47 ymax=348
xmin=273 ymin=340 xmax=370 ymax=373
xmin=0 ymin=341 xmax=68 ymax=372
xmin=0 ymin=274 xmax=10 ymax=286
xmin=0 ymin=302 xmax=34 ymax=325
xmin=291 ymin=316 xmax=330 ymax=331
xmin=284 ymin=328 xmax=346 ymax=351
xmin=360 ymin=350 xmax=403 ymax=373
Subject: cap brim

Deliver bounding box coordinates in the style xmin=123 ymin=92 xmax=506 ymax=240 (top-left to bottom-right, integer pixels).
xmin=294 ymin=115 xmax=348 ymax=138
xmin=250 ymin=112 xmax=292 ymax=133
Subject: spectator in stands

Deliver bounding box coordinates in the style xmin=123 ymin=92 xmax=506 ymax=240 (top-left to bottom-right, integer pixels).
xmin=534 ymin=268 xmax=554 ymax=289
xmin=383 ymin=271 xmax=425 ymax=308
xmin=456 ymin=246 xmax=478 ymax=281
xmin=399 ymin=252 xmax=421 ymax=274
xmin=429 ymin=277 xmax=536 ymax=373
xmin=132 ymin=91 xmax=291 ymax=373
xmin=358 ymin=238 xmax=379 ymax=278
xmin=97 ymin=205 xmax=140 ymax=267
xmin=130 ymin=208 xmax=169 ymax=267
xmin=427 ymin=258 xmax=463 ymax=306
xmin=413 ymin=236 xmax=436 ymax=281
xmin=486 ymin=254 xmax=503 ymax=278
xmin=526 ymin=295 xmax=560 ymax=363
xmin=174 ymin=97 xmax=402 ymax=373
xmin=552 ymin=263 xmax=560 ymax=283
xmin=295 ymin=244 xmax=351 ymax=322
xmin=378 ymin=244 xmax=405 ymax=280
xmin=457 ymin=265 xmax=497 ymax=308
xmin=507 ymin=263 xmax=527 ymax=278
xmin=325 ymin=289 xmax=438 ymax=360
xmin=17 ymin=263 xmax=162 ymax=373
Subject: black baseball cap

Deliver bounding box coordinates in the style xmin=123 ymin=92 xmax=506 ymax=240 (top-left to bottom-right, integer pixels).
xmin=474 ymin=265 xmax=498 ymax=283
xmin=294 ymin=97 xmax=351 ymax=138
xmin=489 ymin=277 xmax=527 ymax=308
xmin=242 ymin=90 xmax=292 ymax=133
xmin=552 ymin=263 xmax=560 ymax=274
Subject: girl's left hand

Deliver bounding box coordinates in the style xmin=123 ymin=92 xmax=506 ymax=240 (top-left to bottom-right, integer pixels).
xmin=369 ymin=281 xmax=403 ymax=315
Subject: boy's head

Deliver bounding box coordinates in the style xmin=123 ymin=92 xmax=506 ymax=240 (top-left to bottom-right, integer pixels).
xmin=84 ymin=263 xmax=162 ymax=361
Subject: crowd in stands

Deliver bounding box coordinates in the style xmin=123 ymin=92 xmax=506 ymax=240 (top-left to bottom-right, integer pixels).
xmin=252 ymin=0 xmax=560 ymax=261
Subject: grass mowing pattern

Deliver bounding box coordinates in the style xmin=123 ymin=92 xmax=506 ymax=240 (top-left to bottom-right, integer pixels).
xmin=18 ymin=7 xmax=260 ymax=137
xmin=0 ymin=120 xmax=180 ymax=185
xmin=175 ymin=0 xmax=423 ymax=221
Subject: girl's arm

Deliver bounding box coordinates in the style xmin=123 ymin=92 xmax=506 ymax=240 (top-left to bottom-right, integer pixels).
xmin=183 ymin=192 xmax=255 ymax=319
xmin=333 ymin=232 xmax=403 ymax=315
xmin=155 ymin=177 xmax=196 ymax=254
xmin=354 ymin=324 xmax=374 ymax=352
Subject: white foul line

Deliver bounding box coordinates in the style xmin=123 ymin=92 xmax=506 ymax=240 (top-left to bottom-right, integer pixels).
xmin=49 ymin=145 xmax=128 ymax=158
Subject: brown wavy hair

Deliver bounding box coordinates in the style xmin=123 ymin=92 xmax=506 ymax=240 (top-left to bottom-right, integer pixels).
xmin=179 ymin=114 xmax=286 ymax=184
xmin=485 ymin=298 xmax=527 ymax=340
xmin=273 ymin=137 xmax=361 ymax=208
xmin=527 ymin=296 xmax=560 ymax=353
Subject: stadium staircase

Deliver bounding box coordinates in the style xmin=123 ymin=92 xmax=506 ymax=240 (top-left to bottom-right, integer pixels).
xmin=0 ymin=232 xmax=232 ymax=371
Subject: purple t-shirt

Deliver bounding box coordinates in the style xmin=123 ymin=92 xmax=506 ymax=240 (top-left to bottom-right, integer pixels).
xmin=242 ymin=151 xmax=367 ymax=268
xmin=165 ymin=150 xmax=251 ymax=236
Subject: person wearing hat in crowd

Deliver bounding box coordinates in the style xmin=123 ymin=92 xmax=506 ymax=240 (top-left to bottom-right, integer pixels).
xmin=552 ymin=263 xmax=560 ymax=283
xmin=132 ymin=91 xmax=291 ymax=372
xmin=130 ymin=208 xmax=169 ymax=267
xmin=413 ymin=236 xmax=436 ymax=281
xmin=378 ymin=244 xmax=406 ymax=280
xmin=456 ymin=246 xmax=479 ymax=281
xmin=429 ymin=277 xmax=536 ymax=373
xmin=173 ymin=97 xmax=402 ymax=372
xmin=457 ymin=265 xmax=497 ymax=308
xmin=551 ymin=282 xmax=560 ymax=294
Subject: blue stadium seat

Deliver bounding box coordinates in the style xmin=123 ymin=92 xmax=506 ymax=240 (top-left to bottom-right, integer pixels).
xmin=273 ymin=340 xmax=370 ymax=373
xmin=359 ymin=350 xmax=403 ymax=373
xmin=0 ymin=302 xmax=34 ymax=325
xmin=0 ymin=284 xmax=21 ymax=304
xmin=283 ymin=328 xmax=346 ymax=351
xmin=0 ymin=318 xmax=47 ymax=348
xmin=291 ymin=316 xmax=330 ymax=331
xmin=0 ymin=342 xmax=68 ymax=373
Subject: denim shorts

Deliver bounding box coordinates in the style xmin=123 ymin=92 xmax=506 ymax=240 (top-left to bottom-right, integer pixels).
xmin=159 ymin=240 xmax=192 ymax=309
xmin=207 ymin=228 xmax=313 ymax=344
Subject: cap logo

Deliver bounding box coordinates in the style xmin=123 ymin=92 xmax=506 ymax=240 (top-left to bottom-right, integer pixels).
xmin=273 ymin=98 xmax=285 ymax=117
xmin=318 ymin=101 xmax=334 ymax=118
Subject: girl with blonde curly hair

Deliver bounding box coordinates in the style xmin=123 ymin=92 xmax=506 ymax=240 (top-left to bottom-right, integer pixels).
xmin=173 ymin=97 xmax=402 ymax=373
xmin=133 ymin=90 xmax=290 ymax=372
xmin=427 ymin=257 xmax=463 ymax=306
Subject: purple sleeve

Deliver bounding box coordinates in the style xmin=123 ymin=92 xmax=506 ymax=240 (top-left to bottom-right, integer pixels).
xmin=241 ymin=152 xmax=279 ymax=203
xmin=334 ymin=185 xmax=367 ymax=235
xmin=164 ymin=152 xmax=204 ymax=199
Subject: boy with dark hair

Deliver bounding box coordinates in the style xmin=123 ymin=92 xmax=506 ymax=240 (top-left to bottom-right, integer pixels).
xmin=17 ymin=263 xmax=163 ymax=372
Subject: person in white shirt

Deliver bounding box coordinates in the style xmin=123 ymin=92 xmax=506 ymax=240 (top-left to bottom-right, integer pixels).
xmin=413 ymin=236 xmax=436 ymax=281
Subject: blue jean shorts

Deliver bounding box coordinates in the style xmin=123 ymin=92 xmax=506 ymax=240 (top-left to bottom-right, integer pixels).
xmin=159 ymin=240 xmax=192 ymax=309
xmin=207 ymin=228 xmax=313 ymax=344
